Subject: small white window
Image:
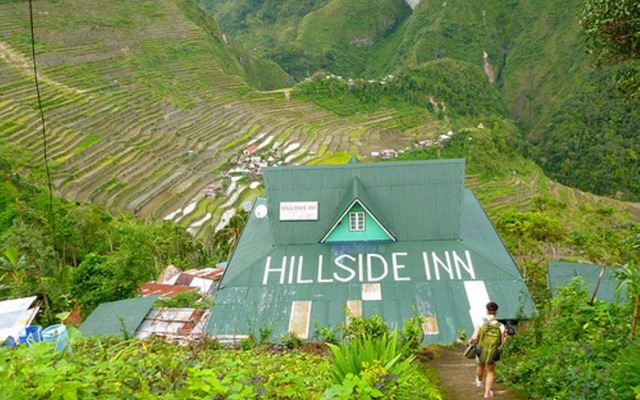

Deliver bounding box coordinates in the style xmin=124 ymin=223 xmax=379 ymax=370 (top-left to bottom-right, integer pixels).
xmin=349 ymin=211 xmax=365 ymax=231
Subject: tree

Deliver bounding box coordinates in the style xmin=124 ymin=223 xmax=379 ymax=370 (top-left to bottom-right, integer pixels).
xmin=0 ymin=246 xmax=34 ymax=296
xmin=70 ymin=253 xmax=133 ymax=318
xmin=495 ymin=210 xmax=567 ymax=300
xmin=210 ymin=210 xmax=248 ymax=262
xmin=580 ymin=0 xmax=640 ymax=100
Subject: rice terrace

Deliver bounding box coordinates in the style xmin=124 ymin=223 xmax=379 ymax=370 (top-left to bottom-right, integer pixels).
xmin=1 ymin=0 xmax=640 ymax=398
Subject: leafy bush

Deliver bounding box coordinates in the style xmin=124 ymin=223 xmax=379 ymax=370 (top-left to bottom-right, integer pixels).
xmin=340 ymin=311 xmax=389 ymax=341
xmin=0 ymin=333 xmax=333 ymax=399
xmin=399 ymin=310 xmax=426 ymax=355
xmin=155 ymin=289 xmax=210 ymax=309
xmin=325 ymin=331 xmax=442 ymax=399
xmin=315 ymin=325 xmax=340 ymax=345
xmin=500 ymin=278 xmax=637 ymax=399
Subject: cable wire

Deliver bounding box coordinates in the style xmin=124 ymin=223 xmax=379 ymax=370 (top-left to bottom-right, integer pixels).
xmin=28 ymin=0 xmax=57 ymax=244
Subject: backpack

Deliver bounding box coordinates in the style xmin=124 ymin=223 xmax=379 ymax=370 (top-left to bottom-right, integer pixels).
xmin=476 ymin=320 xmax=503 ymax=364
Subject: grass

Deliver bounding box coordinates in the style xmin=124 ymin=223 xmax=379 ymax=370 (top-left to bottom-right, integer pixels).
xmin=221 ymin=125 xmax=261 ymax=151
xmin=308 ymin=151 xmax=352 ymax=165
xmin=75 ymin=135 xmax=103 ymax=152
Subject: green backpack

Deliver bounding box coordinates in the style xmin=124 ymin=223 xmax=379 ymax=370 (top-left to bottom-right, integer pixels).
xmin=477 ymin=320 xmax=503 ymax=364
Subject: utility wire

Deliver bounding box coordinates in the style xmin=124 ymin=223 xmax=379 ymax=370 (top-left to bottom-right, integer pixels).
xmin=28 ymin=0 xmax=57 ymax=245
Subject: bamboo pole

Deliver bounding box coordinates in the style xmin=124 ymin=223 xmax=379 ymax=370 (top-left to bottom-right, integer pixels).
xmin=590 ymin=265 xmax=606 ymax=306
xmin=632 ymin=293 xmax=639 ymax=341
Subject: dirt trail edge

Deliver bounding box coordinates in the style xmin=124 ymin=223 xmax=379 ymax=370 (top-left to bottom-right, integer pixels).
xmin=424 ymin=344 xmax=525 ymax=400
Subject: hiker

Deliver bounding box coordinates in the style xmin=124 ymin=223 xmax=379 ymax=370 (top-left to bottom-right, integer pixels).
xmin=468 ymin=301 xmax=506 ymax=399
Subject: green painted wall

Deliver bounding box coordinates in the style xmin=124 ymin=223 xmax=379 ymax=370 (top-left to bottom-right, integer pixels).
xmin=324 ymin=203 xmax=391 ymax=242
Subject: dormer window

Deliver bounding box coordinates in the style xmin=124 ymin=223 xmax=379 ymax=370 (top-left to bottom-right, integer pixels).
xmin=349 ymin=211 xmax=365 ymax=232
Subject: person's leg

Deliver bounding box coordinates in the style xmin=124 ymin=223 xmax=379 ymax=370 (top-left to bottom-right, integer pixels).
xmin=476 ymin=362 xmax=485 ymax=386
xmin=484 ymin=363 xmax=496 ymax=397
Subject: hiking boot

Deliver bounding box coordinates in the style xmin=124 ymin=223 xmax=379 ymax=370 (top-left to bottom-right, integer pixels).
xmin=475 ymin=377 xmax=483 ymax=387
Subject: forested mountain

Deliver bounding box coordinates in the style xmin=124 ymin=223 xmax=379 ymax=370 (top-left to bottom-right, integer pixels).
xmin=199 ymin=0 xmax=640 ymax=200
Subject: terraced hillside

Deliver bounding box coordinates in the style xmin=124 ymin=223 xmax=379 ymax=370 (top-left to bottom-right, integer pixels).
xmin=2 ymin=0 xmax=638 ymax=241
xmin=0 ymin=0 xmax=447 ymax=236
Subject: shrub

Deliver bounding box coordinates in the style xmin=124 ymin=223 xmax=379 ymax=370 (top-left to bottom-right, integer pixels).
xmin=500 ymin=278 xmax=635 ymax=399
xmin=324 ymin=331 xmax=442 ymax=399
xmin=340 ymin=310 xmax=389 ymax=340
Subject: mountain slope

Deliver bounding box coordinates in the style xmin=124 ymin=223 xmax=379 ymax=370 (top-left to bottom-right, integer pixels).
xmin=198 ymin=0 xmax=640 ymax=200
xmin=1 ymin=0 xmax=638 ymax=243
xmin=0 ymin=0 xmax=430 ymax=236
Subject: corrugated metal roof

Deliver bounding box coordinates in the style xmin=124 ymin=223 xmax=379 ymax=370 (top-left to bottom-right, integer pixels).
xmin=135 ymin=308 xmax=211 ymax=342
xmin=181 ymin=267 xmax=225 ymax=281
xmin=263 ymin=159 xmax=465 ymax=245
xmin=548 ymin=261 xmax=624 ymax=303
xmin=208 ymin=160 xmax=535 ymax=345
xmin=140 ymin=283 xmax=197 ymax=298
xmin=79 ymin=296 xmax=158 ymax=338
xmin=0 ymin=296 xmax=39 ymax=341
xmin=161 ymin=267 xmax=223 ymax=295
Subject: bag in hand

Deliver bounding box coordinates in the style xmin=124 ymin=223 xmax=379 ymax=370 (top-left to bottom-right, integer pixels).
xmin=463 ymin=344 xmax=476 ymax=359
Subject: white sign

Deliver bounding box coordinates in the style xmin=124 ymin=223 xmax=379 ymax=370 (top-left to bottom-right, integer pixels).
xmin=279 ymin=201 xmax=318 ymax=221
xmin=262 ymin=250 xmax=477 ymax=285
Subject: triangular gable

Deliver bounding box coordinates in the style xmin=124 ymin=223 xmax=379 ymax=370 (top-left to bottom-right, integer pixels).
xmin=321 ymin=200 xmax=395 ymax=243
xmin=321 ymin=177 xmax=394 ymax=243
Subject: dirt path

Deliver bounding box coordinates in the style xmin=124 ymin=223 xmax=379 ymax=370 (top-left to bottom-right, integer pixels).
xmin=0 ymin=40 xmax=86 ymax=94
xmin=424 ymin=344 xmax=525 ymax=400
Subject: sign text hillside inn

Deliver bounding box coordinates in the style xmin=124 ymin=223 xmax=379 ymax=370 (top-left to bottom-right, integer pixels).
xmin=262 ymin=250 xmax=476 ymax=285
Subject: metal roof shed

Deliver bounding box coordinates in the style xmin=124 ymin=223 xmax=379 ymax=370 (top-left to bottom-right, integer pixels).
xmin=79 ymin=296 xmax=158 ymax=338
xmin=0 ymin=296 xmax=39 ymax=342
xmin=548 ymin=261 xmax=625 ymax=303
xmin=207 ymin=159 xmax=536 ymax=344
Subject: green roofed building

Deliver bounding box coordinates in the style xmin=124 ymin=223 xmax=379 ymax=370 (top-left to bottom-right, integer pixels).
xmin=207 ymin=158 xmax=535 ymax=344
xmin=548 ymin=261 xmax=625 ymax=304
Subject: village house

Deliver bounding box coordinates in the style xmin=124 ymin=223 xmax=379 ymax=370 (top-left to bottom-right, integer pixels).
xmin=243 ymin=144 xmax=258 ymax=156
xmin=206 ymin=157 xmax=535 ymax=344
xmin=206 ymin=183 xmax=224 ymax=197
xmin=379 ymin=149 xmax=398 ymax=158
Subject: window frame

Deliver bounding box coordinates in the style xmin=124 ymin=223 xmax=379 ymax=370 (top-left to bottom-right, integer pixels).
xmin=349 ymin=211 xmax=366 ymax=232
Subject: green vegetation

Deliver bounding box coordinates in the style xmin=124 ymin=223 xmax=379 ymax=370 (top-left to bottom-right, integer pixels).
xmin=296 ymin=59 xmax=505 ymax=120
xmin=199 ymin=0 xmax=414 ymax=80
xmin=396 ymin=120 xmax=526 ymax=180
xmin=325 ymin=332 xmax=440 ymax=399
xmin=75 ymin=135 xmax=103 ymax=151
xmin=533 ymin=69 xmax=640 ymax=200
xmin=0 ymin=140 xmax=206 ymax=322
xmin=198 ymin=0 xmax=640 ymax=199
xmin=220 ymin=125 xmax=260 ymax=150
xmin=180 ymin=0 xmax=293 ymax=90
xmin=0 ymin=312 xmax=445 ymax=399
xmin=0 ymin=334 xmax=332 ymax=398
xmin=580 ymin=0 xmax=640 ymax=101
xmin=155 ymin=288 xmax=211 ymax=309
xmin=501 ymin=277 xmax=640 ymax=399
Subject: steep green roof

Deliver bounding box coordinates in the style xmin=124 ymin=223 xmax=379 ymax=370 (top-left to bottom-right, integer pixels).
xmin=208 ymin=159 xmax=535 ymax=345
xmin=548 ymin=261 xmax=624 ymax=303
xmin=263 ymin=159 xmax=465 ymax=245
